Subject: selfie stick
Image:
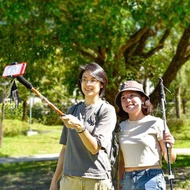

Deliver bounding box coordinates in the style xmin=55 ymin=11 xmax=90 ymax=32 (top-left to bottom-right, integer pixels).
xmin=2 ymin=62 xmax=65 ymax=116
xmin=159 ymin=77 xmax=174 ymax=190
xmin=16 ymin=76 xmax=65 ymax=116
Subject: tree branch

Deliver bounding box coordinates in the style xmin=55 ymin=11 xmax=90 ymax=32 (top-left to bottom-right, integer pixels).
xmin=150 ymin=24 xmax=190 ymax=106
xmin=116 ymin=27 xmax=149 ymax=59
xmin=134 ymin=30 xmax=150 ymax=55
xmin=94 ymin=46 xmax=108 ymax=64
xmin=143 ymin=29 xmax=170 ymax=58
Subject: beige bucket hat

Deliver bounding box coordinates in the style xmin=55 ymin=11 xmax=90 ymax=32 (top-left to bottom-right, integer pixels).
xmin=115 ymin=80 xmax=149 ymax=107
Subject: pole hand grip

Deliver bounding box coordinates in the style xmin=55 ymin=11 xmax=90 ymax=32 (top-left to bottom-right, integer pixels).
xmin=16 ymin=75 xmax=65 ymax=116
xmin=16 ymin=76 xmax=33 ymax=89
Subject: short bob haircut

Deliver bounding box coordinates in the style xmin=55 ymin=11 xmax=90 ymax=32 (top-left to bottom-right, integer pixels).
xmin=77 ymin=62 xmax=108 ymax=98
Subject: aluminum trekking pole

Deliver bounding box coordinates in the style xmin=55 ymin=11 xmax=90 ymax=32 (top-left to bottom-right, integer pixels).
xmin=159 ymin=77 xmax=174 ymax=190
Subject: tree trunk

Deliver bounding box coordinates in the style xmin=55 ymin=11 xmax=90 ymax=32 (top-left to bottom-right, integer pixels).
xmin=0 ymin=83 xmax=7 ymax=148
xmin=181 ymin=99 xmax=186 ymax=115
xmin=150 ymin=25 xmax=190 ymax=107
xmin=175 ymin=87 xmax=181 ymax=118
xmin=22 ymin=100 xmax=28 ymax=121
xmin=0 ymin=102 xmax=5 ymax=147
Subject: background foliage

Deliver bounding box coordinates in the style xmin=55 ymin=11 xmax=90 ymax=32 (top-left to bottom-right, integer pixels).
xmin=0 ymin=0 xmax=190 ymax=124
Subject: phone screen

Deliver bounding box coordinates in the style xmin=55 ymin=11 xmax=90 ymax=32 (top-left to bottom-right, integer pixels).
xmin=2 ymin=63 xmax=27 ymax=78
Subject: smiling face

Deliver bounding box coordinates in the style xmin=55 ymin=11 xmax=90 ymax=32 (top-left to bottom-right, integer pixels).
xmin=121 ymin=90 xmax=146 ymax=118
xmin=81 ymin=70 xmax=103 ymax=101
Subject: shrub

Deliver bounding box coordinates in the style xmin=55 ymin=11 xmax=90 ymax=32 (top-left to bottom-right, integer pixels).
xmin=3 ymin=119 xmax=30 ymax=137
xmin=167 ymin=116 xmax=190 ymax=133
xmin=167 ymin=116 xmax=190 ymax=145
xmin=27 ymin=102 xmax=71 ymax=125
xmin=2 ymin=102 xmax=23 ymax=120
xmin=28 ymin=102 xmax=44 ymax=123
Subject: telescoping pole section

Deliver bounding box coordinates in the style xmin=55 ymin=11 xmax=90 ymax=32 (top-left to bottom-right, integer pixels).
xmin=16 ymin=76 xmax=65 ymax=116
xmin=159 ymin=77 xmax=174 ymax=190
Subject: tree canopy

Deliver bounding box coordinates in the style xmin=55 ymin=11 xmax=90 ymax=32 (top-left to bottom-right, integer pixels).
xmin=0 ymin=0 xmax=190 ymax=109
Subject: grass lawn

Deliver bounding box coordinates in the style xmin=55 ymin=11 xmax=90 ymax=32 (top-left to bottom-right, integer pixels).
xmin=0 ymin=122 xmax=63 ymax=157
xmin=0 ymin=155 xmax=189 ymax=190
xmin=0 ymin=160 xmax=57 ymax=190
xmin=0 ymin=118 xmax=189 ymax=157
xmin=0 ymin=119 xmax=189 ymax=189
xmin=162 ymin=155 xmax=190 ymax=189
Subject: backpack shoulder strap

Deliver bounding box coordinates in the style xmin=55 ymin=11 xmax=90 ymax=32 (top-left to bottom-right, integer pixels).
xmin=67 ymin=101 xmax=83 ymax=114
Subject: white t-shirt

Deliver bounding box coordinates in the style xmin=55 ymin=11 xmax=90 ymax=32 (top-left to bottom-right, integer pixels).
xmin=118 ymin=115 xmax=169 ymax=168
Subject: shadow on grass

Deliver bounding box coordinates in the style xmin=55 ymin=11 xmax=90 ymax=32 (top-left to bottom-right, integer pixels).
xmin=163 ymin=155 xmax=190 ymax=190
xmin=0 ymin=161 xmax=57 ymax=190
xmin=0 ymin=155 xmax=189 ymax=190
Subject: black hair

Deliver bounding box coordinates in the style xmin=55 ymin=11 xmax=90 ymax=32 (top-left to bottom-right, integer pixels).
xmin=77 ymin=62 xmax=108 ymax=98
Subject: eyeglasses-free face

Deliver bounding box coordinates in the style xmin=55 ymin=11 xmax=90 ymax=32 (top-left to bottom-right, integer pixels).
xmin=120 ymin=91 xmax=142 ymax=102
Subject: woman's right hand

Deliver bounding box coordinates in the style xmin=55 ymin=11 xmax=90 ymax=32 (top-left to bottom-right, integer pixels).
xmin=61 ymin=114 xmax=84 ymax=132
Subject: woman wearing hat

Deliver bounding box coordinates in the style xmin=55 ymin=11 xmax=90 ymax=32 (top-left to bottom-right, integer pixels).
xmin=115 ymin=80 xmax=176 ymax=190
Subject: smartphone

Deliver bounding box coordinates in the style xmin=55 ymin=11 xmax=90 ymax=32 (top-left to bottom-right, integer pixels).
xmin=2 ymin=63 xmax=27 ymax=78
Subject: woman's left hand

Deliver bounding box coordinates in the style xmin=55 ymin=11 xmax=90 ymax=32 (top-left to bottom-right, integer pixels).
xmin=162 ymin=132 xmax=177 ymax=163
xmin=164 ymin=132 xmax=175 ymax=147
